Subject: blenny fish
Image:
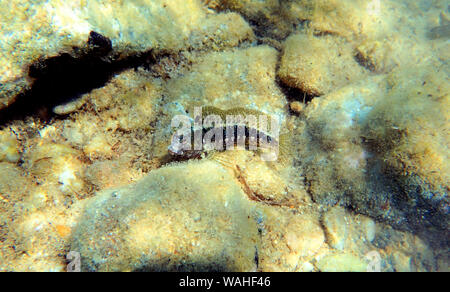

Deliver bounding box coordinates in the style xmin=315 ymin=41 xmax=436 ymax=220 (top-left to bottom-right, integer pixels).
xmin=168 ymin=106 xmax=290 ymax=163
xmin=427 ymin=12 xmax=450 ymax=40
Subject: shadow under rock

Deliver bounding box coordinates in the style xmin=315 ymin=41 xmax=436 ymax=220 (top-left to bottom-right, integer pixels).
xmin=0 ymin=31 xmax=156 ymax=127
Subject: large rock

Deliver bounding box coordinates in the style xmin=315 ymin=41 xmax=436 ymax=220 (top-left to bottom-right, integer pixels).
xmin=297 ymin=65 xmax=449 ymax=243
xmin=278 ymin=33 xmax=369 ymax=96
xmin=70 ymin=160 xmax=260 ymax=271
xmin=0 ymin=0 xmax=254 ymax=110
xmin=165 ymin=45 xmax=287 ymax=117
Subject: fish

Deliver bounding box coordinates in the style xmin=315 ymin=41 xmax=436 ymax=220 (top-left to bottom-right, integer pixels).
xmin=427 ymin=12 xmax=450 ymax=39
xmin=168 ymin=106 xmax=290 ymax=164
xmin=427 ymin=24 xmax=450 ymax=39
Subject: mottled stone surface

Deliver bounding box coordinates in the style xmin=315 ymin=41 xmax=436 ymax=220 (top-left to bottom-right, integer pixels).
xmin=71 ymin=160 xmax=260 ymax=272
xmin=0 ymin=0 xmax=448 ymax=272
xmin=0 ymin=0 xmax=254 ymax=110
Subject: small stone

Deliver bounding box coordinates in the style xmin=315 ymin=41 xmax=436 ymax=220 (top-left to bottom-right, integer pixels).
xmin=316 ymin=252 xmax=367 ymax=272
xmin=290 ymin=101 xmax=304 ymax=114
xmin=362 ymin=217 xmax=376 ymax=242
xmin=298 ymin=261 xmax=315 ymax=272
xmin=53 ymin=96 xmax=88 ymax=115
xmin=0 ymin=130 xmax=20 ymax=163
xmin=322 ymin=207 xmax=349 ymax=250
xmin=286 ymin=216 xmax=325 ymax=257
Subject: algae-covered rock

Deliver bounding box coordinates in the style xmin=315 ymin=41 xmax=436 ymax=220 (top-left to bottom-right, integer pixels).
xmin=256 ymin=206 xmax=325 ymax=272
xmin=322 ymin=207 xmax=349 ymax=250
xmin=0 ymin=0 xmax=254 ymax=110
xmin=71 ymin=160 xmax=260 ymax=272
xmin=23 ymin=143 xmax=86 ymax=196
xmin=298 ymin=64 xmax=449 ymax=242
xmin=0 ymin=129 xmax=20 ymax=163
xmin=315 ymin=252 xmax=368 ymax=272
xmin=321 ymin=206 xmax=378 ymax=254
xmin=165 ymin=45 xmax=287 ymax=117
xmin=0 ymin=162 xmax=30 ymax=201
xmin=217 ymin=0 xmax=301 ymax=40
xmin=1 ymin=0 xmax=448 ymax=272
xmin=278 ymin=33 xmax=369 ymax=96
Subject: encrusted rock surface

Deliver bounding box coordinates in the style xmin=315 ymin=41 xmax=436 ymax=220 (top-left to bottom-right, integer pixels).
xmin=278 ymin=33 xmax=369 ymax=96
xmin=0 ymin=0 xmax=448 ymax=272
xmin=0 ymin=0 xmax=254 ymax=111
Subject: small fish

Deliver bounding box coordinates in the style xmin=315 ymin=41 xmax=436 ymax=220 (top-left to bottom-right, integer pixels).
xmin=168 ymin=106 xmax=290 ymax=163
xmin=427 ymin=24 xmax=450 ymax=39
xmin=427 ymin=12 xmax=450 ymax=39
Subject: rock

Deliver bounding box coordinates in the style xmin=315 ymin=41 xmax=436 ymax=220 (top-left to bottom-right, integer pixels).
xmin=0 ymin=129 xmax=20 ymax=163
xmin=289 ymin=101 xmax=304 ymax=114
xmin=82 ymin=69 xmax=160 ymax=132
xmin=0 ymin=0 xmax=254 ymax=110
xmin=391 ymin=251 xmax=412 ymax=272
xmin=315 ymin=252 xmax=368 ymax=272
xmin=236 ymin=151 xmax=308 ymax=206
xmin=58 ymin=69 xmax=162 ymax=162
xmin=218 ymin=0 xmax=398 ymax=42
xmin=84 ymin=160 xmax=140 ymax=190
xmin=0 ymin=162 xmax=71 ymax=272
xmin=285 ymin=214 xmax=325 ymax=258
xmin=256 ymin=206 xmax=325 ymax=271
xmin=218 ymin=0 xmax=301 ymax=40
xmin=71 ymin=160 xmax=260 ymax=271
xmin=298 ymin=261 xmax=315 ymax=272
xmin=0 ymin=0 xmax=448 ymax=272
xmin=321 ymin=206 xmax=376 ymax=250
xmin=23 ymin=143 xmax=86 ymax=196
xmin=278 ymin=33 xmax=369 ymax=96
xmin=297 ymin=65 xmax=449 ymax=242
xmin=0 ymin=162 xmax=29 ymax=199
xmin=436 ymin=253 xmax=449 ymax=272
xmin=362 ymin=217 xmax=376 ymax=243
xmin=322 ymin=207 xmax=349 ymax=250
xmin=290 ymin=0 xmax=387 ymax=40
xmin=297 ymin=76 xmax=383 ymax=206
xmin=165 ymin=45 xmax=287 ymax=118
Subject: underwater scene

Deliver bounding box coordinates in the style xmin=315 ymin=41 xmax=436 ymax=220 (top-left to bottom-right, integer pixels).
xmin=0 ymin=0 xmax=448 ymax=272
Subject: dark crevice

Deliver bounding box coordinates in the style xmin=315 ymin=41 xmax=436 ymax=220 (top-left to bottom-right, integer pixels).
xmin=0 ymin=31 xmax=157 ymax=127
xmin=273 ymin=42 xmax=318 ymax=113
xmin=246 ymin=13 xmax=283 ymax=40
xmin=277 ymin=77 xmax=318 ymax=104
xmin=216 ymin=5 xmax=307 ymax=43
xmin=249 ymin=15 xmax=307 ymax=43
